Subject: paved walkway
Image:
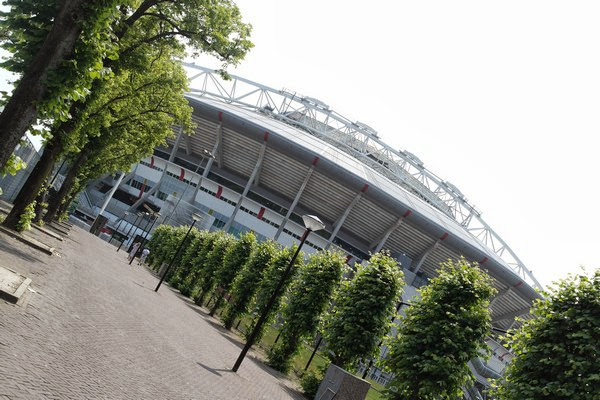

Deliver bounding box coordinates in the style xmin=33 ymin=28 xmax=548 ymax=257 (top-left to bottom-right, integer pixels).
xmin=0 ymin=223 xmax=305 ymax=400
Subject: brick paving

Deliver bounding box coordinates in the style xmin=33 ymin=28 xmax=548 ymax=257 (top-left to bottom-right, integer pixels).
xmin=0 ymin=224 xmax=305 ymax=400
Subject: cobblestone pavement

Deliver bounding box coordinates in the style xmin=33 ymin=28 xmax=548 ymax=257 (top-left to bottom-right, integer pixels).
xmin=0 ymin=224 xmax=305 ymax=400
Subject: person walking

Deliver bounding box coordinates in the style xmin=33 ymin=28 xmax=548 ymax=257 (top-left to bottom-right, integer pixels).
xmin=138 ymin=248 xmax=150 ymax=266
xmin=128 ymin=242 xmax=141 ymax=262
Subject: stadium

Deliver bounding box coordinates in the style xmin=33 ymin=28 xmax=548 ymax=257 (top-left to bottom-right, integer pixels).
xmin=73 ymin=64 xmax=542 ymax=398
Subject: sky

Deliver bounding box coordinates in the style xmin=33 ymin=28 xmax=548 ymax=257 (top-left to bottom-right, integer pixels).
xmin=2 ymin=1 xmax=599 ymax=287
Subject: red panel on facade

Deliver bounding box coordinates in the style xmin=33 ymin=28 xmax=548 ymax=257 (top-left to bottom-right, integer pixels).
xmin=263 ymin=131 xmax=269 ymax=141
xmin=138 ymin=183 xmax=146 ymax=199
xmin=402 ymin=210 xmax=412 ymax=218
xmin=440 ymin=232 xmax=449 ymax=241
xmin=257 ymin=207 xmax=265 ymax=220
xmin=150 ymin=156 xmax=154 ymax=168
xmin=215 ymin=186 xmax=223 ymax=199
xmin=179 ymin=168 xmax=185 ymax=181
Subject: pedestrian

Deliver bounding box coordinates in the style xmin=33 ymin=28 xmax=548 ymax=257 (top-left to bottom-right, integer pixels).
xmin=138 ymin=248 xmax=150 ymax=266
xmin=128 ymin=242 xmax=141 ymax=262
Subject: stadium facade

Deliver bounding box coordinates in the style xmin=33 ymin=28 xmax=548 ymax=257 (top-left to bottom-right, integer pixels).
xmin=73 ymin=65 xmax=541 ymax=398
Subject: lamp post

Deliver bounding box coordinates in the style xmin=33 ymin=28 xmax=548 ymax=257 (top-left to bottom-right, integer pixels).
xmin=155 ymin=213 xmax=203 ymax=292
xmin=117 ymin=212 xmax=143 ymax=252
xmin=109 ymin=211 xmax=129 ymax=244
xmin=130 ymin=212 xmax=161 ymax=265
xmin=232 ymin=214 xmax=325 ymax=372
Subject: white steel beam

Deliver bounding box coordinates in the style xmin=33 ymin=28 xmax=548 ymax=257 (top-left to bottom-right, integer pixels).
xmin=273 ymin=156 xmax=319 ymax=241
xmin=324 ymin=184 xmax=369 ymax=250
xmin=191 ymin=122 xmax=223 ymax=202
xmin=410 ymin=240 xmax=441 ymax=277
xmin=492 ymin=306 xmax=531 ymax=323
xmin=369 ymin=211 xmax=412 ymax=253
xmin=222 ymin=137 xmax=268 ymax=232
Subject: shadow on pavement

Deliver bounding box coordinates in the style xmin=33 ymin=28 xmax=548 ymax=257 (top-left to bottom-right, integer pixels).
xmin=196 ymin=362 xmax=234 ymax=377
xmin=0 ymin=235 xmax=44 ymax=264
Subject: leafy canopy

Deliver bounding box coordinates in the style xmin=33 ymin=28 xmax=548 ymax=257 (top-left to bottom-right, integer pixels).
xmin=384 ymin=258 xmax=496 ymax=400
xmin=493 ymin=270 xmax=600 ymax=400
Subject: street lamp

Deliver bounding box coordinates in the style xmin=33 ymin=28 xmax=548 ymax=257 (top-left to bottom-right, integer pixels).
xmin=130 ymin=211 xmax=161 ymax=265
xmin=154 ymin=213 xmax=203 ymax=292
xmin=109 ymin=211 xmax=129 ymax=243
xmin=117 ymin=212 xmax=144 ymax=252
xmin=231 ymin=214 xmax=325 ymax=372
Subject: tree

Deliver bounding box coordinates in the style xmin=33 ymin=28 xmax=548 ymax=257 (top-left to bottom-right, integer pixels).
xmin=493 ymin=270 xmax=600 ymax=400
xmin=40 ymin=47 xmax=192 ymax=223
xmin=244 ymin=245 xmax=303 ymax=343
xmin=221 ymin=240 xmax=278 ymax=330
xmin=194 ymin=232 xmax=235 ymax=305
xmin=268 ymin=250 xmax=346 ymax=373
xmin=180 ymin=231 xmax=220 ymax=297
xmin=323 ymin=251 xmax=403 ymax=370
xmin=209 ymin=231 xmax=256 ymax=316
xmin=1 ymin=0 xmax=252 ymax=230
xmin=145 ymin=224 xmax=173 ymax=267
xmin=168 ymin=229 xmax=207 ymax=288
xmin=0 ymin=0 xmax=122 ymax=169
xmin=384 ymin=258 xmax=495 ymax=400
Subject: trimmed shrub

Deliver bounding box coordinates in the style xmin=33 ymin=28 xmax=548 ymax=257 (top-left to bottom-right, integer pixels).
xmin=209 ymin=231 xmax=256 ymax=316
xmin=323 ymin=251 xmax=404 ymax=370
xmin=221 ymin=240 xmax=278 ymax=329
xmin=268 ymin=250 xmax=346 ymax=373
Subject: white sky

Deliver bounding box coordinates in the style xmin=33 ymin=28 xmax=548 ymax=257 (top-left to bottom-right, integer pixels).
xmin=2 ymin=1 xmax=599 ymax=286
xmin=191 ymin=0 xmax=600 ymax=287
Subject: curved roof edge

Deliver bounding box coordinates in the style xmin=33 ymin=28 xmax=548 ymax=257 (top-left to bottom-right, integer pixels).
xmin=184 ymin=95 xmax=541 ymax=302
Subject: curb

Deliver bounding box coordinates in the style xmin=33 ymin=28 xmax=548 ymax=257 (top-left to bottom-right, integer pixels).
xmin=0 ymin=226 xmax=55 ymax=255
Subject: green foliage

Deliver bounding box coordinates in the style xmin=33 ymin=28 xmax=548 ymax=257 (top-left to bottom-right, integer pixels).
xmin=0 ymin=0 xmax=125 ymax=124
xmin=209 ymin=231 xmax=256 ymax=313
xmin=145 ymin=224 xmax=173 ymax=267
xmin=384 ymin=258 xmax=495 ymax=400
xmin=0 ymin=154 xmax=26 ymax=177
xmin=181 ymin=231 xmax=221 ymax=297
xmin=194 ymin=232 xmax=235 ymax=304
xmin=15 ymin=200 xmax=36 ymax=232
xmin=300 ymin=370 xmax=323 ymax=399
xmin=168 ymin=229 xmax=208 ymax=288
xmin=244 ymin=245 xmax=303 ymax=343
xmin=268 ymin=250 xmax=346 ymax=373
xmin=323 ymin=251 xmax=404 ymax=370
xmin=221 ymin=240 xmax=278 ymax=329
xmin=493 ymin=270 xmax=600 ymax=400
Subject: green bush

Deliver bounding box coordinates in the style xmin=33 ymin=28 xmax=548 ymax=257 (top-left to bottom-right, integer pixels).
xmin=194 ymin=232 xmax=235 ymax=305
xmin=168 ymin=229 xmax=207 ymax=288
xmin=268 ymin=250 xmax=346 ymax=373
xmin=493 ymin=270 xmax=600 ymax=400
xmin=323 ymin=251 xmax=404 ymax=370
xmin=384 ymin=258 xmax=495 ymax=400
xmin=180 ymin=231 xmax=221 ymax=297
xmin=209 ymin=231 xmax=256 ymax=316
xmin=300 ymin=370 xmax=322 ymax=399
xmin=244 ymin=245 xmax=303 ymax=343
xmin=221 ymin=240 xmax=278 ymax=329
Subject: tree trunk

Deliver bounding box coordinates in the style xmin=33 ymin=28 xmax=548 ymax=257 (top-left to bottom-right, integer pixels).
xmin=44 ymin=148 xmax=90 ymax=223
xmin=2 ymin=138 xmax=65 ymax=230
xmin=57 ymin=190 xmax=77 ymax=218
xmin=32 ymin=187 xmax=49 ymax=224
xmin=0 ymin=0 xmax=86 ymax=169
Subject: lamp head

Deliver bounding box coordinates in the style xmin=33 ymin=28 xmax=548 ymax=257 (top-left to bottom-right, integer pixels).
xmin=302 ymin=214 xmax=325 ymax=232
xmin=192 ymin=213 xmax=203 ymax=222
